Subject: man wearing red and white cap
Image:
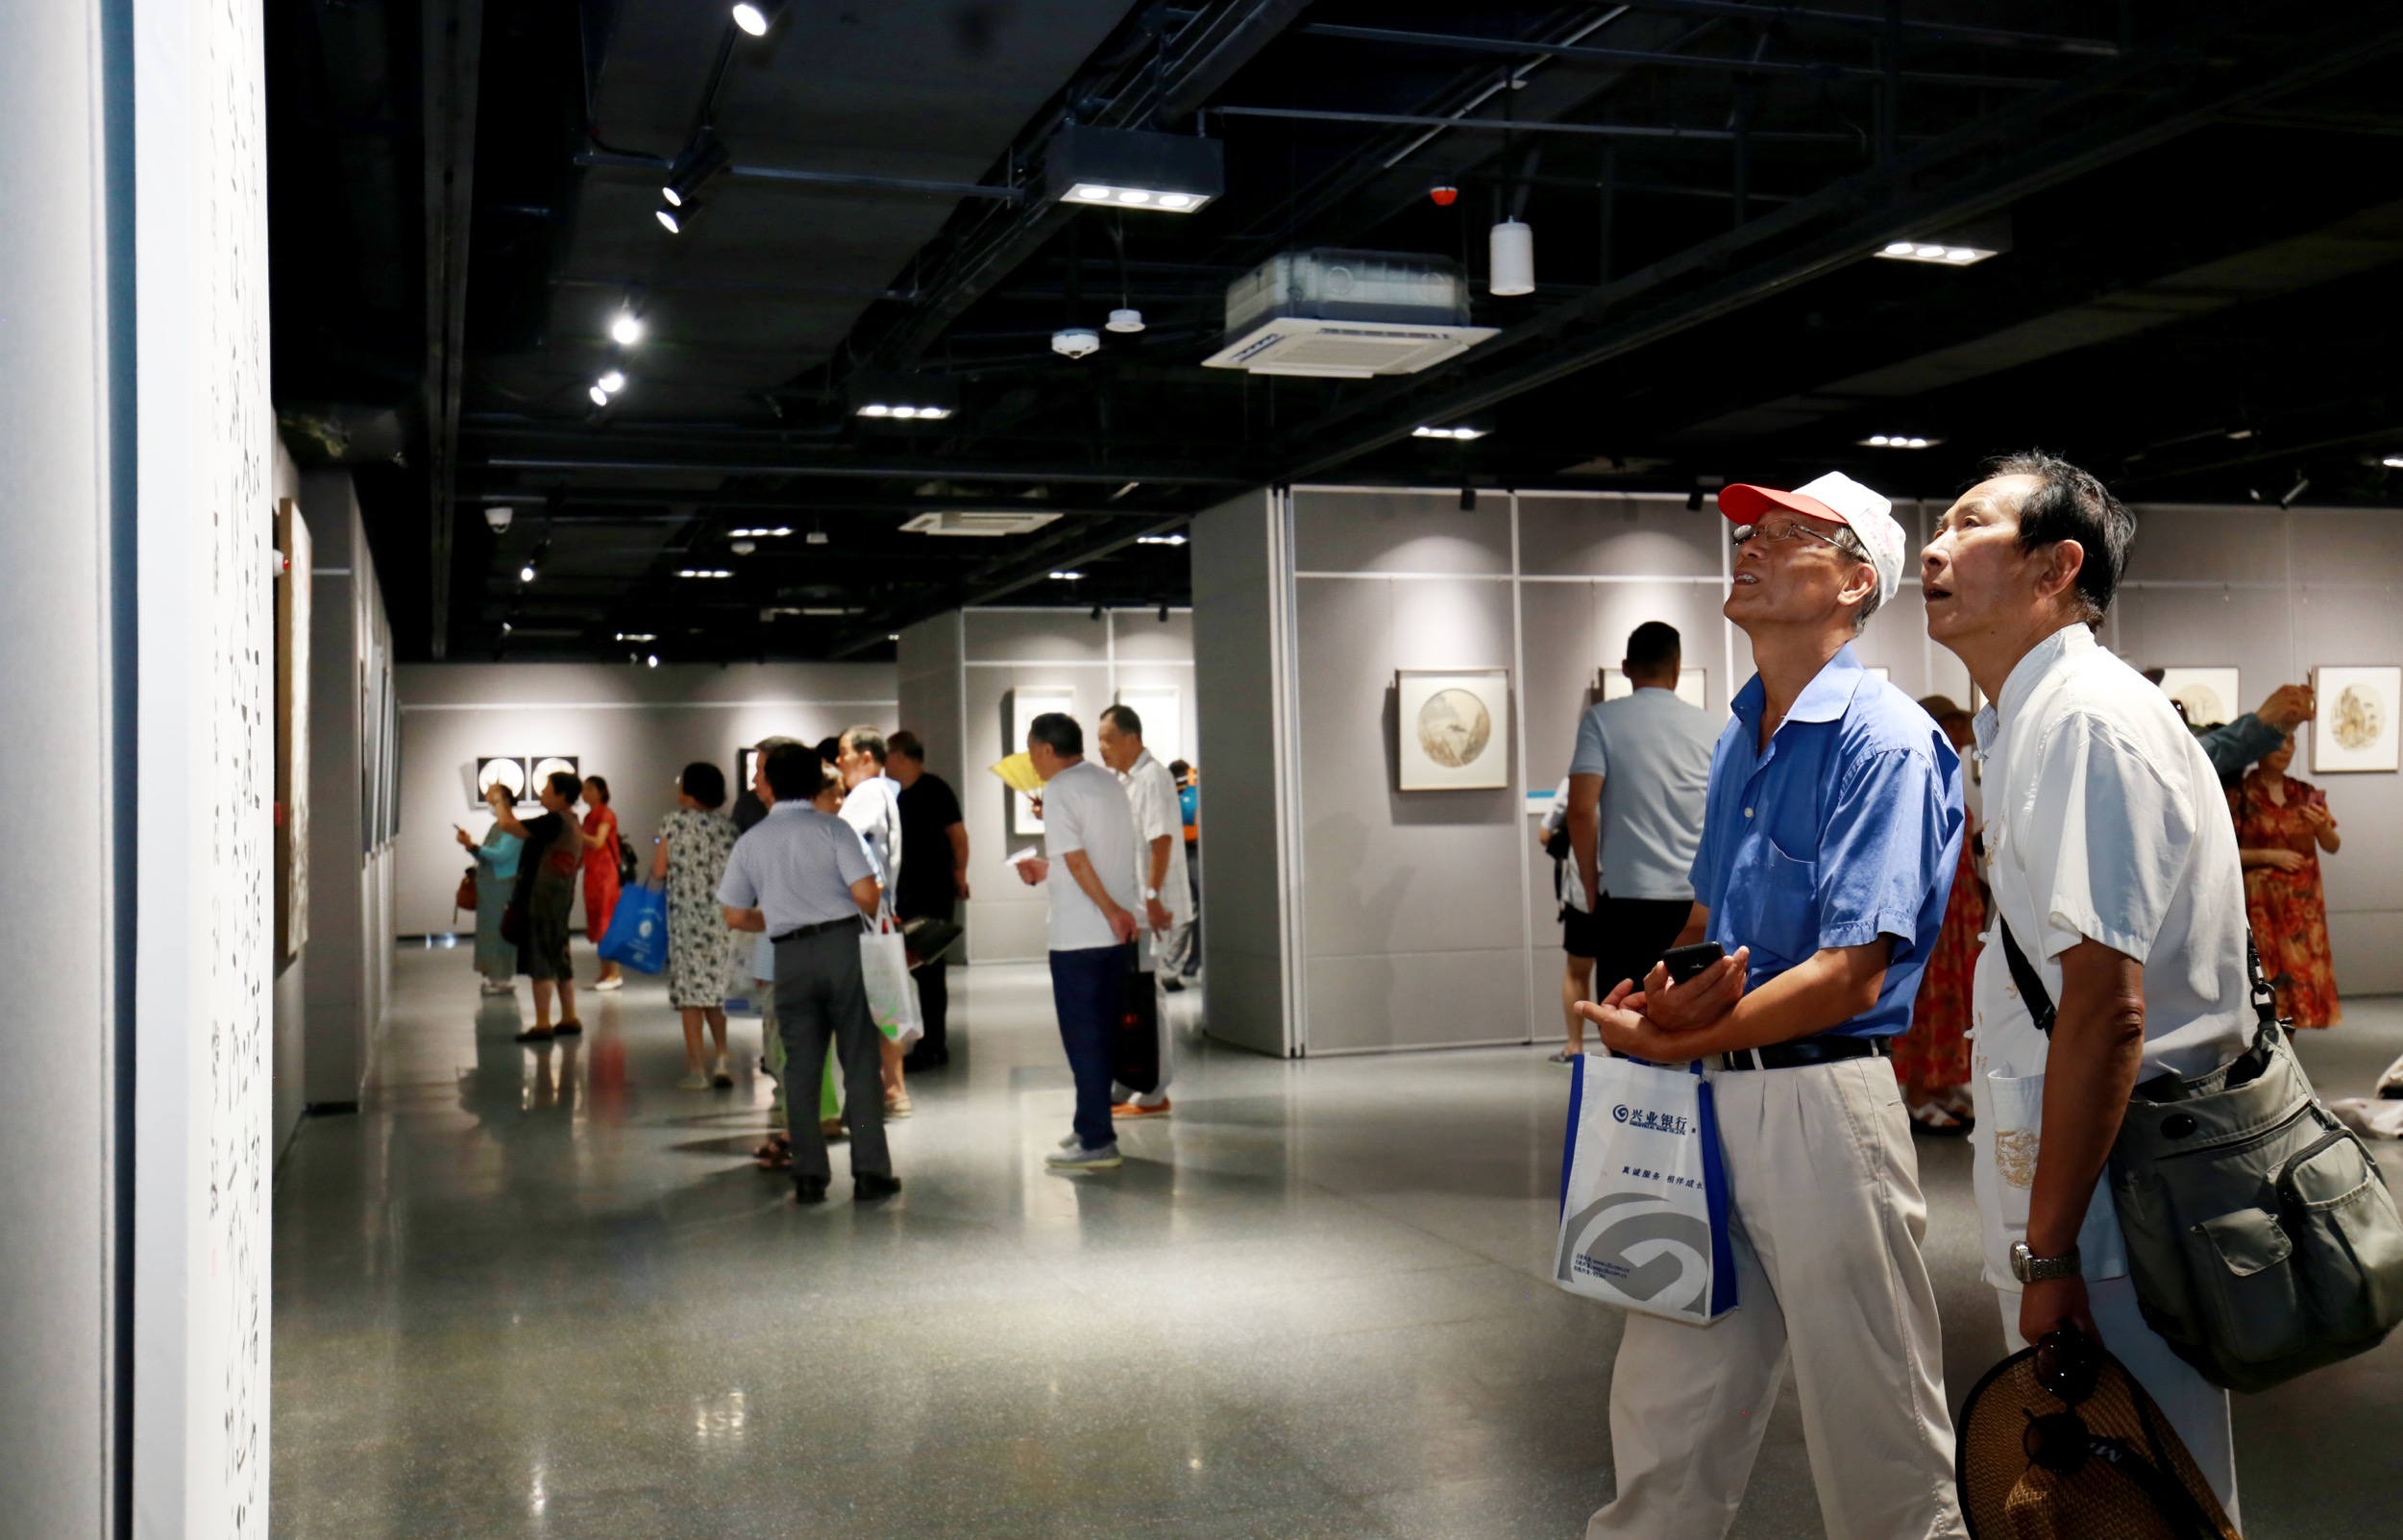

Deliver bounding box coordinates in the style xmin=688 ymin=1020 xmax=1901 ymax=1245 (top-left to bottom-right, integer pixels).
xmin=1579 ymin=470 xmax=1969 ymax=1539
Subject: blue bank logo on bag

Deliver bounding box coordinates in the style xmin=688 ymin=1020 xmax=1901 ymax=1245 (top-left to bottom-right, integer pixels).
xmin=1611 ymin=1103 xmax=1691 ymax=1136
xmin=1556 ymin=1192 xmax=1713 ymax=1309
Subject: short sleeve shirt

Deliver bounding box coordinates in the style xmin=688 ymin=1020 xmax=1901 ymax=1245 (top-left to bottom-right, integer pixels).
xmin=717 ymin=802 xmax=876 ymax=934
xmin=1690 ymin=646 xmax=1965 ymax=1038
xmin=895 ymin=771 xmax=965 ymax=917
xmin=1119 ymin=750 xmax=1192 ymax=924
xmin=839 ymin=774 xmax=904 ymax=893
xmin=1567 ymin=689 xmax=1719 ymax=901
xmin=1041 ymin=759 xmax=1140 ymax=951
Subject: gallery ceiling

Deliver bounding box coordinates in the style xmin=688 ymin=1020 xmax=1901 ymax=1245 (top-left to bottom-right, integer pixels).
xmin=267 ymin=0 xmax=2403 ymax=663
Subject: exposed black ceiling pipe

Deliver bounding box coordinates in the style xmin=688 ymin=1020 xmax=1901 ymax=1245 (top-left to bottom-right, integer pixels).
xmin=423 ymin=0 xmax=485 ymax=659
xmin=478 ymin=454 xmax=1255 ymax=486
xmin=1153 ymin=0 xmax=1314 ymax=126
xmin=1208 ymin=105 xmax=1859 ymax=142
xmin=1566 ymin=1 xmax=2120 ymax=58
xmin=1295 ymin=23 xmax=2059 ymax=90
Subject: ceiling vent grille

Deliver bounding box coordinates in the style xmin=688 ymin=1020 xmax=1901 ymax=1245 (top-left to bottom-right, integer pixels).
xmin=1201 ymin=250 xmax=1496 ymax=379
xmin=899 ymin=510 xmax=1064 ymax=537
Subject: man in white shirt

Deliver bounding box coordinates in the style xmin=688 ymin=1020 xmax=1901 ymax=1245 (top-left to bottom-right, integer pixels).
xmin=836 ymin=725 xmax=911 ymax=1114
xmin=1923 ymin=452 xmax=2252 ymax=1517
xmin=1096 ymin=703 xmax=1188 ymax=1117
xmin=1012 ymin=713 xmax=1141 ymax=1170
xmin=1559 ymin=621 xmax=1717 ymax=1060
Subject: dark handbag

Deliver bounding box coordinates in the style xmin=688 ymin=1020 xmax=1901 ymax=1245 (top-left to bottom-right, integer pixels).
xmin=615 ymin=829 xmax=639 ymax=889
xmin=455 ymin=866 xmax=478 ymax=912
xmin=1998 ymin=917 xmax=2403 ymax=1392
xmin=1111 ymin=943 xmax=1164 ymax=1095
xmin=500 ymin=900 xmax=527 ymax=946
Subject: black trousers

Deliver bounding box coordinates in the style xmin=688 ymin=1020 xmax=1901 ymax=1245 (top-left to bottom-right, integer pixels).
xmin=773 ymin=927 xmax=889 ymax=1180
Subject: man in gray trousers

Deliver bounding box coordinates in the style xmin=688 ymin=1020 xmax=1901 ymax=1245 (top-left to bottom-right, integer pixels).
xmin=720 ymin=741 xmax=900 ymax=1205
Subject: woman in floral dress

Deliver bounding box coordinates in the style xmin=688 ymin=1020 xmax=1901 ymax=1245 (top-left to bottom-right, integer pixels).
xmin=1893 ymin=697 xmax=1984 ymax=1132
xmin=653 ymin=761 xmax=742 ymax=1088
xmin=2230 ymin=732 xmax=2342 ymax=1026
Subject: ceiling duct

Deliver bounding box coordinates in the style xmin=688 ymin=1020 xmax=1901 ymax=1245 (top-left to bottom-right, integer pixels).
xmin=1202 ymin=250 xmax=1497 ymax=379
xmin=899 ymin=510 xmax=1066 ymax=536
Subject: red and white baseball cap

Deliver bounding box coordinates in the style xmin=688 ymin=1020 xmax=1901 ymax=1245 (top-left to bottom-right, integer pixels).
xmin=1718 ymin=471 xmax=1904 ymax=606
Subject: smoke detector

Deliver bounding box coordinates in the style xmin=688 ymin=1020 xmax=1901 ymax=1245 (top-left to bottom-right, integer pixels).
xmin=1106 ymin=307 xmax=1145 ymax=333
xmin=1052 ymin=327 xmax=1102 ymax=359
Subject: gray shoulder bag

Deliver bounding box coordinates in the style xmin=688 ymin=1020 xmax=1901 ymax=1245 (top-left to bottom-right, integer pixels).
xmin=1998 ymin=918 xmax=2403 ymax=1392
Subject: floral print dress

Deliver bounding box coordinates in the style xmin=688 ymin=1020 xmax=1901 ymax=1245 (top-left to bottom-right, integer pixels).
xmin=2229 ymin=773 xmax=2342 ymax=1027
xmin=661 ymin=807 xmax=741 ymax=1008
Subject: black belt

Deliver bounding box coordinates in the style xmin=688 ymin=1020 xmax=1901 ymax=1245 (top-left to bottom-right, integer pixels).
xmin=1718 ymin=1035 xmax=1893 ymax=1072
xmin=770 ymin=917 xmax=859 ymax=943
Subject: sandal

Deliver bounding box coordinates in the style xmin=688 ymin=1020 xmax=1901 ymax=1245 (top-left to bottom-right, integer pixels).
xmin=1907 ymin=1101 xmax=1969 ymax=1136
xmin=753 ymin=1136 xmax=792 ymax=1171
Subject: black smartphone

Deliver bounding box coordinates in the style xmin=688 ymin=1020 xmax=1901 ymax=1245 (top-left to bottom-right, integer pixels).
xmin=1659 ymin=941 xmax=1725 ymax=985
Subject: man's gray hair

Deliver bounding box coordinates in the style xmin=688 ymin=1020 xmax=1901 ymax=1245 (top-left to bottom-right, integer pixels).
xmin=841 ymin=725 xmax=888 ymax=765
xmin=1830 ymin=525 xmax=1882 ymax=634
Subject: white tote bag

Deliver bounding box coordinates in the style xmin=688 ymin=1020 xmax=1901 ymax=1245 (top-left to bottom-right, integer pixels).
xmin=858 ymin=929 xmax=925 ymax=1046
xmin=1555 ymin=1054 xmax=1738 ymax=1325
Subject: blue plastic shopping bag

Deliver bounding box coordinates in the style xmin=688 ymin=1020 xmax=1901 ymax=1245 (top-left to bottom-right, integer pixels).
xmin=1555 ymin=1054 xmax=1738 ymax=1324
xmin=596 ymin=883 xmax=669 ymax=973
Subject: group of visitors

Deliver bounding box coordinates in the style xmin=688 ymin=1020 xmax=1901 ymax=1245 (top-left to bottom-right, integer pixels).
xmin=455 ymin=770 xmax=625 ymax=1039
xmin=1546 ymin=454 xmax=2325 ymax=1537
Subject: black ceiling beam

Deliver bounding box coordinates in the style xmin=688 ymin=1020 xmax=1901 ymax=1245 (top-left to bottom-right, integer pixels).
xmin=1604 ymin=1 xmax=2121 ymax=57
xmin=422 ymin=0 xmax=484 ymax=659
xmin=1154 ymin=0 xmax=1314 ymax=125
xmin=572 ymin=149 xmax=1027 ymax=204
xmin=552 ymin=274 xmax=920 ymax=303
xmin=1294 ymin=23 xmax=2059 ymax=90
xmin=1209 ymin=105 xmax=1862 ymax=143
xmin=1269 ymin=9 xmax=2401 ymax=483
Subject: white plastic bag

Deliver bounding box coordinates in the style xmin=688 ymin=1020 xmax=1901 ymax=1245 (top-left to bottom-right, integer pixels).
xmin=858 ymin=930 xmax=924 ymax=1045
xmin=1555 ymin=1054 xmax=1737 ymax=1325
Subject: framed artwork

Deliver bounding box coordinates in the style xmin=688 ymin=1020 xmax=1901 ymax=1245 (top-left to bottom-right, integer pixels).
xmin=2310 ymin=666 xmax=2400 ymax=773
xmin=530 ymin=755 xmax=581 ymax=793
xmin=475 ymin=756 xmax=528 ymax=807
xmin=274 ymin=499 xmax=311 ymax=962
xmin=1601 ymin=667 xmax=1706 ymax=711
xmin=736 ymin=746 xmax=760 ymax=801
xmin=1396 ymin=669 xmax=1510 ymax=791
xmin=1116 ymin=686 xmax=1183 ymax=764
xmin=1010 ymin=689 xmax=1075 ymax=833
xmin=2156 ymin=668 xmax=2242 ymax=730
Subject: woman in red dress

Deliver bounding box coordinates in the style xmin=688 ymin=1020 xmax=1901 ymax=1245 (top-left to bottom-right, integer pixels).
xmin=2230 ymin=733 xmax=2342 ymax=1027
xmin=581 ymin=775 xmax=625 ymax=990
xmin=1894 ymin=697 xmax=1984 ymax=1133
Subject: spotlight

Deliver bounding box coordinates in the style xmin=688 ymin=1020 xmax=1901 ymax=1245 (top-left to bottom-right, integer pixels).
xmin=2384 ymin=455 xmax=2403 ymax=470
xmin=655 ymin=208 xmax=682 ymax=234
xmin=609 ymin=309 xmax=645 ymax=346
xmin=520 ymin=562 xmax=537 ymax=583
xmin=660 ymin=140 xmax=731 ymax=221
xmin=1411 ymin=426 xmax=1487 ymax=441
xmin=598 ymin=369 xmax=625 ymax=394
xmin=646 ymin=653 xmax=660 ymax=668
xmin=1135 ymin=533 xmax=1188 ymax=546
xmin=1859 ymin=433 xmax=1938 ymax=450
xmin=1049 ymin=570 xmax=1084 ymax=581
xmin=1045 ymin=126 xmax=1224 ymax=215
xmin=729 ymin=2 xmax=779 ymax=37
xmin=727 ymin=526 xmax=793 ymax=539
xmin=614 ymin=632 xmax=656 ymax=643
xmin=588 ymin=384 xmax=609 ymax=405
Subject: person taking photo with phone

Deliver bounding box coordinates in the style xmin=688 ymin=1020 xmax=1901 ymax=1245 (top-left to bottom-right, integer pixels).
xmin=1577 ymin=472 xmax=1969 ymax=1540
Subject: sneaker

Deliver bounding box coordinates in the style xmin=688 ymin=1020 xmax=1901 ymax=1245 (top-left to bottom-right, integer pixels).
xmin=854 ymin=1172 xmax=903 ymax=1202
xmin=1546 ymin=1049 xmax=1582 ymax=1064
xmin=677 ymin=1071 xmax=711 ymax=1091
xmin=794 ymin=1175 xmax=829 ymax=1206
xmin=712 ymin=1057 xmax=734 ymax=1089
xmin=1112 ymin=1097 xmax=1172 ymax=1118
xmin=480 ymin=980 xmax=514 ymax=994
xmin=1058 ymin=1132 xmax=1083 ymax=1150
xmin=884 ymin=1095 xmax=914 ymax=1119
xmin=593 ymin=976 xmax=625 ymax=992
xmin=1045 ymin=1142 xmax=1123 ymax=1171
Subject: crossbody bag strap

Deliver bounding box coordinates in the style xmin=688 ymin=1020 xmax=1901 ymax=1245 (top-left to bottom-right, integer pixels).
xmin=1997 ymin=915 xmax=2058 ymax=1039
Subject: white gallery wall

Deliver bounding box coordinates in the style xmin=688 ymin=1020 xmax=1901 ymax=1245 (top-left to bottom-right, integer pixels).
xmin=1198 ymin=485 xmax=2403 ymax=1058
xmin=898 ymin=607 xmax=1198 ymax=964
xmin=393 ymin=662 xmax=898 ymax=936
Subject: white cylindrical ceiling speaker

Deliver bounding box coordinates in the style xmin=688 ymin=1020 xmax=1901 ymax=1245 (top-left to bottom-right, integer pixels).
xmin=1489 ymin=218 xmax=1534 ymax=296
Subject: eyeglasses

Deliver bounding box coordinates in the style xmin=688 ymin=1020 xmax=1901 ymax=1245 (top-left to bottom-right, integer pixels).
xmin=1730 ymin=519 xmax=1847 ymax=552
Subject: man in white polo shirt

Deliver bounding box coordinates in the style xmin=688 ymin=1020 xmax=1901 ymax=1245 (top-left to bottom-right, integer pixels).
xmin=1096 ymin=702 xmax=1188 ymax=1117
xmin=1923 ymin=452 xmax=2251 ymax=1518
xmin=1559 ymin=620 xmax=1717 ymax=1059
xmin=1012 ymin=712 xmax=1141 ymax=1170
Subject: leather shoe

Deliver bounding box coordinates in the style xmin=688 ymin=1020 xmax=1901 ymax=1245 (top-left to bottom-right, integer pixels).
xmin=854 ymin=1172 xmax=903 ymax=1202
xmin=794 ymin=1175 xmax=829 ymax=1206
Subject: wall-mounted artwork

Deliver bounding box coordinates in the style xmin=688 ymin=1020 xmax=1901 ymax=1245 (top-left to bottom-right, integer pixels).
xmin=2310 ymin=666 xmax=2400 ymax=773
xmin=1397 ymin=669 xmax=1510 ymax=791
xmin=274 ymin=498 xmax=311 ymax=962
xmin=530 ymin=755 xmax=581 ymax=792
xmin=1116 ymin=686 xmax=1183 ymax=764
xmin=1601 ymin=667 xmax=1707 ymax=711
xmin=2157 ymin=668 xmax=2242 ymax=729
xmin=1009 ymin=689 xmax=1075 ymax=833
xmin=475 ymin=756 xmax=529 ymax=807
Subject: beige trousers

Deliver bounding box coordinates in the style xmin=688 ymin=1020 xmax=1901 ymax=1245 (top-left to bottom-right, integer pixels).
xmin=1588 ymin=1056 xmax=1967 ymax=1540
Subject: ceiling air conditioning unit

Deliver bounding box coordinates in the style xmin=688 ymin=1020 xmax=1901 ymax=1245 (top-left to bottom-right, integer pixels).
xmin=1203 ymin=250 xmax=1497 ymax=379
xmin=899 ymin=510 xmax=1064 ymax=537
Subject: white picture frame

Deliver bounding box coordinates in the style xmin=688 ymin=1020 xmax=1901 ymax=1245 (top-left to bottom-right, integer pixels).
xmin=1396 ymin=669 xmax=1510 ymax=791
xmin=2156 ymin=668 xmax=2243 ymax=730
xmin=1011 ymin=688 xmax=1076 ymax=833
xmin=2309 ymin=665 xmax=2400 ymax=773
xmin=1601 ymin=667 xmax=1707 ymax=711
xmin=1116 ymin=686 xmax=1183 ymax=765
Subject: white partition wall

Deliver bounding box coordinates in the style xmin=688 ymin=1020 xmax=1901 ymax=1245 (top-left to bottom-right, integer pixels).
xmin=1199 ymin=485 xmax=2403 ymax=1057
xmin=897 ymin=606 xmax=1199 ymax=966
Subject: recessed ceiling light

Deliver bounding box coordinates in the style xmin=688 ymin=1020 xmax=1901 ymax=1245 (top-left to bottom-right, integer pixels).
xmin=1412 ymin=425 xmax=1487 ymax=440
xmin=646 ymin=653 xmax=659 ymax=668
xmin=727 ymin=526 xmax=793 ymax=539
xmin=1049 ymin=570 xmax=1084 ymax=581
xmin=2383 ymin=455 xmax=2403 ymax=469
xmin=520 ymin=563 xmax=537 ymax=582
xmin=1876 ymin=239 xmax=1998 ymax=267
xmin=615 ymin=632 xmax=656 ymax=642
xmin=1136 ymin=533 xmax=1188 ymax=546
xmin=890 ymin=405 xmax=919 ymax=420
xmin=610 ymin=310 xmax=644 ymax=346
xmin=675 ymin=569 xmax=733 ymax=579
xmin=1860 ymin=434 xmax=1939 ymax=449
xmin=2226 ymin=428 xmax=2255 ymax=441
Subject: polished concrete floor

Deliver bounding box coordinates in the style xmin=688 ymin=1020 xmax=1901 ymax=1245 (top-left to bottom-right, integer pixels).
xmin=273 ymin=944 xmax=2403 ymax=1538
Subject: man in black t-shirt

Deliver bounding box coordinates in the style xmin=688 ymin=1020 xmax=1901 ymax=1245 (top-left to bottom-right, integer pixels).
xmin=888 ymin=730 xmax=969 ymax=1068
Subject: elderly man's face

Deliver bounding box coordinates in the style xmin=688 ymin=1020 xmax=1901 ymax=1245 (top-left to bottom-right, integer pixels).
xmin=1722 ymin=511 xmax=1867 ymax=631
xmin=1095 ymin=718 xmax=1139 ymax=773
xmin=1923 ymin=474 xmax=2049 ymax=648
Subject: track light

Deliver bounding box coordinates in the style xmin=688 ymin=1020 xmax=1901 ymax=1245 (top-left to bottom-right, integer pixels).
xmin=521 ymin=562 xmax=538 ymax=583
xmin=655 ymin=208 xmax=682 ymax=234
xmin=609 ymin=309 xmax=645 ymax=346
xmin=597 ymin=369 xmax=625 ymax=394
xmin=589 ymin=384 xmax=609 ymax=405
xmin=657 ymin=140 xmax=730 ymax=232
xmin=730 ymin=1 xmax=779 ymax=37
xmin=1489 ymin=218 xmax=1533 ymax=297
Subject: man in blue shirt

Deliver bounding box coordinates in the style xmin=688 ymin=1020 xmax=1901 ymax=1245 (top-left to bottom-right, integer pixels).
xmin=1579 ymin=472 xmax=1968 ymax=1540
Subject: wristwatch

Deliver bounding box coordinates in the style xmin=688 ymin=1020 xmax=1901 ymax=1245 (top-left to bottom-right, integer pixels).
xmin=2010 ymin=1240 xmax=2081 ymax=1284
xmin=1143 ymin=887 xmax=1160 ymax=901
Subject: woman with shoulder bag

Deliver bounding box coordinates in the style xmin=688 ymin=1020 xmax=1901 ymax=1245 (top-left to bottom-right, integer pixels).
xmin=454 ymin=781 xmax=524 ymax=995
